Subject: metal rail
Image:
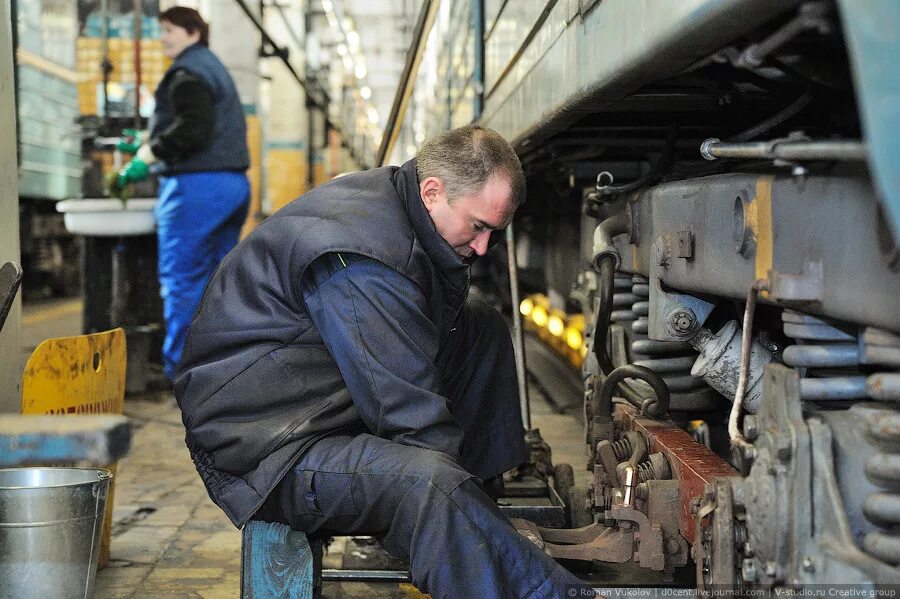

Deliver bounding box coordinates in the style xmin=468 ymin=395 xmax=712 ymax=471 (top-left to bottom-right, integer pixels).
xmin=376 ymin=0 xmax=441 ymax=166
xmin=321 ymin=569 xmax=410 ymax=582
xmin=231 ymin=0 xmax=366 ymax=168
xmin=700 ymin=138 xmax=867 ymax=162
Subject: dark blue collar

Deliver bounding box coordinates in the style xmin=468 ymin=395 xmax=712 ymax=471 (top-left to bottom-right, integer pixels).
xmin=393 ymin=159 xmax=469 ymax=285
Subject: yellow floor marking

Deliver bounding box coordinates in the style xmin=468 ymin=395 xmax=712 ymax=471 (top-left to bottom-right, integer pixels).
xmin=22 ymin=299 xmax=83 ymax=325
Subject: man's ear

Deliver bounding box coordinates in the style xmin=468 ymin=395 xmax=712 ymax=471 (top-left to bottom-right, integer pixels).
xmin=419 ymin=176 xmax=445 ymax=212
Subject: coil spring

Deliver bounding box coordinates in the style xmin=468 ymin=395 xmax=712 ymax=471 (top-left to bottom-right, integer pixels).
xmin=629 ymin=275 xmax=705 ymax=393
xmin=783 ymin=314 xmax=900 ymax=564
xmin=611 ymin=436 xmax=632 ymax=461
xmin=610 ymin=273 xmax=636 ymax=325
xmin=861 ymin=329 xmax=900 ymax=565
xmin=637 ymin=461 xmax=656 ymax=483
xmin=781 ymin=310 xmax=867 ymax=401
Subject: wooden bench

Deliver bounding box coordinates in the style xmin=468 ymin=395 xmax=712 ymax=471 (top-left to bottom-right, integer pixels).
xmin=241 ymin=520 xmax=323 ymax=599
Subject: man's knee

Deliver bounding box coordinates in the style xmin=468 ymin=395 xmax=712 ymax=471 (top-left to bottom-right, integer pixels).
xmin=392 ymin=446 xmax=473 ymax=497
xmin=462 ymin=299 xmax=513 ymax=350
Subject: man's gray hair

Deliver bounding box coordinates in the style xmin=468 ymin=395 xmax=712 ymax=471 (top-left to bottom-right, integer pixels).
xmin=416 ymin=124 xmax=526 ymax=206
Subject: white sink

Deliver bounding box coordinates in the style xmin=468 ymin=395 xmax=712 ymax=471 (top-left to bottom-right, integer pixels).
xmin=57 ymin=198 xmax=157 ymax=236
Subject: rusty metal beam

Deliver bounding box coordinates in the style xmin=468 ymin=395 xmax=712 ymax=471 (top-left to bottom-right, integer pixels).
xmin=615 ymin=405 xmax=737 ymax=544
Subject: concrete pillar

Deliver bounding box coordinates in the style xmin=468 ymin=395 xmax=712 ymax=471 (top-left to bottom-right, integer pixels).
xmin=264 ymin=0 xmax=308 ymax=213
xmin=0 ymin=0 xmax=22 ymax=411
xmin=199 ymin=0 xmax=263 ymax=235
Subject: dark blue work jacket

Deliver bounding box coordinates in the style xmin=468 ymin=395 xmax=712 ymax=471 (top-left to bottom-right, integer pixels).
xmin=150 ymin=43 xmax=249 ymax=175
xmin=174 ymin=159 xmax=470 ymax=527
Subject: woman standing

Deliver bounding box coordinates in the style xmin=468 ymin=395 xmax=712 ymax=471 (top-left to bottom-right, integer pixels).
xmin=116 ymin=7 xmax=250 ymax=380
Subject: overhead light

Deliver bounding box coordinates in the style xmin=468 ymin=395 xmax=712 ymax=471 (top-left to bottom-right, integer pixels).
xmin=367 ymin=107 xmax=379 ymax=124
xmin=347 ymin=31 xmax=359 ymax=49
xmin=354 ymin=64 xmax=367 ymax=79
xmin=322 ymin=0 xmax=333 ymax=12
xmin=360 ymin=86 xmax=372 ymax=100
xmin=342 ymin=55 xmax=353 ymax=70
xmin=336 ymin=44 xmax=347 ymax=57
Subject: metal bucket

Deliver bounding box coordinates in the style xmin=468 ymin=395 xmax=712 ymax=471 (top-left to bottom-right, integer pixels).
xmin=0 ymin=468 xmax=112 ymax=599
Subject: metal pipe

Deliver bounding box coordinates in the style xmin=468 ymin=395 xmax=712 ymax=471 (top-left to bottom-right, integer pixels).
xmin=321 ymin=569 xmax=410 ymax=582
xmin=376 ymin=0 xmax=440 ymax=166
xmin=231 ymin=0 xmax=365 ymax=168
xmin=471 ymin=0 xmax=485 ymax=120
xmin=591 ymin=211 xmax=629 ymax=270
xmin=506 ymin=224 xmax=530 ymax=431
xmin=729 ymin=285 xmax=759 ymax=452
xmin=133 ymin=0 xmax=142 ymax=130
xmin=100 ymin=0 xmax=111 ymax=129
xmin=735 ymin=2 xmax=831 ymax=68
xmin=700 ymin=138 xmax=867 ymax=162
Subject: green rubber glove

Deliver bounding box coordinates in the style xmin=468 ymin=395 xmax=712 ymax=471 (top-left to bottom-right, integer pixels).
xmin=115 ymin=158 xmax=149 ymax=190
xmin=115 ymin=129 xmax=143 ymax=154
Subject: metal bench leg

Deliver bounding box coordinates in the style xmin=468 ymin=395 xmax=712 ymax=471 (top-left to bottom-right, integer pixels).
xmin=241 ymin=520 xmax=322 ymax=599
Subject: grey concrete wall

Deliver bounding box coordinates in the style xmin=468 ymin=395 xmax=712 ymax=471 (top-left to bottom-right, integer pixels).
xmin=0 ymin=0 xmax=22 ymax=412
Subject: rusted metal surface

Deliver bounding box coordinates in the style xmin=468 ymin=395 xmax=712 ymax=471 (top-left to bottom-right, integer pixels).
xmin=615 ymin=404 xmax=737 ymax=544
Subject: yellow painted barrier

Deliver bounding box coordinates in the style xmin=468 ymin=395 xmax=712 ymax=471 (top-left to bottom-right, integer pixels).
xmin=21 ymin=328 xmax=127 ymax=569
xmin=241 ymin=113 xmax=264 ymax=239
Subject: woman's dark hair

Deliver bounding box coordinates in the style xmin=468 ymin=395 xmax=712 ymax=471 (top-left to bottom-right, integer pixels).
xmin=159 ymin=7 xmax=209 ymax=46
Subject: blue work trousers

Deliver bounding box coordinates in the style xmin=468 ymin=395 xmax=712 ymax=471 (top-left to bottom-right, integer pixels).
xmin=155 ymin=171 xmax=249 ymax=379
xmin=257 ymin=302 xmax=594 ymax=598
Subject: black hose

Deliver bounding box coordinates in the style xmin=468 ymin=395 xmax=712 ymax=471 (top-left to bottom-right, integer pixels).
xmin=595 ymin=365 xmax=671 ymax=422
xmin=591 ymin=254 xmax=660 ymax=411
xmin=729 ymin=92 xmax=812 ymax=142
xmin=592 ymin=256 xmax=616 ymax=373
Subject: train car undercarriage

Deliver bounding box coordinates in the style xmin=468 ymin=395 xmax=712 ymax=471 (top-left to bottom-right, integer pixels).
xmin=492 ymin=1 xmax=900 ymax=589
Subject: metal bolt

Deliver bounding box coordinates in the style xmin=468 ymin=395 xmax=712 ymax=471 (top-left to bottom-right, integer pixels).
xmin=667 ymin=308 xmax=698 ymax=336
xmin=776 ymin=439 xmax=793 ymax=462
xmin=665 ymin=538 xmax=681 ymax=555
xmin=742 ymin=559 xmax=758 ymax=582
xmin=743 ymin=415 xmax=759 ymax=441
xmin=765 ymin=561 xmax=779 ymax=578
xmin=802 ymin=556 xmax=815 ymax=573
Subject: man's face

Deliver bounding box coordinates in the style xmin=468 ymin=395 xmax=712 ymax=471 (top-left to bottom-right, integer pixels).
xmin=420 ymin=175 xmax=517 ymax=259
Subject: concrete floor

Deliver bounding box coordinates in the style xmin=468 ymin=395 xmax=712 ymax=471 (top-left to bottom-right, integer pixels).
xmin=20 ymin=298 xmax=594 ymax=598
